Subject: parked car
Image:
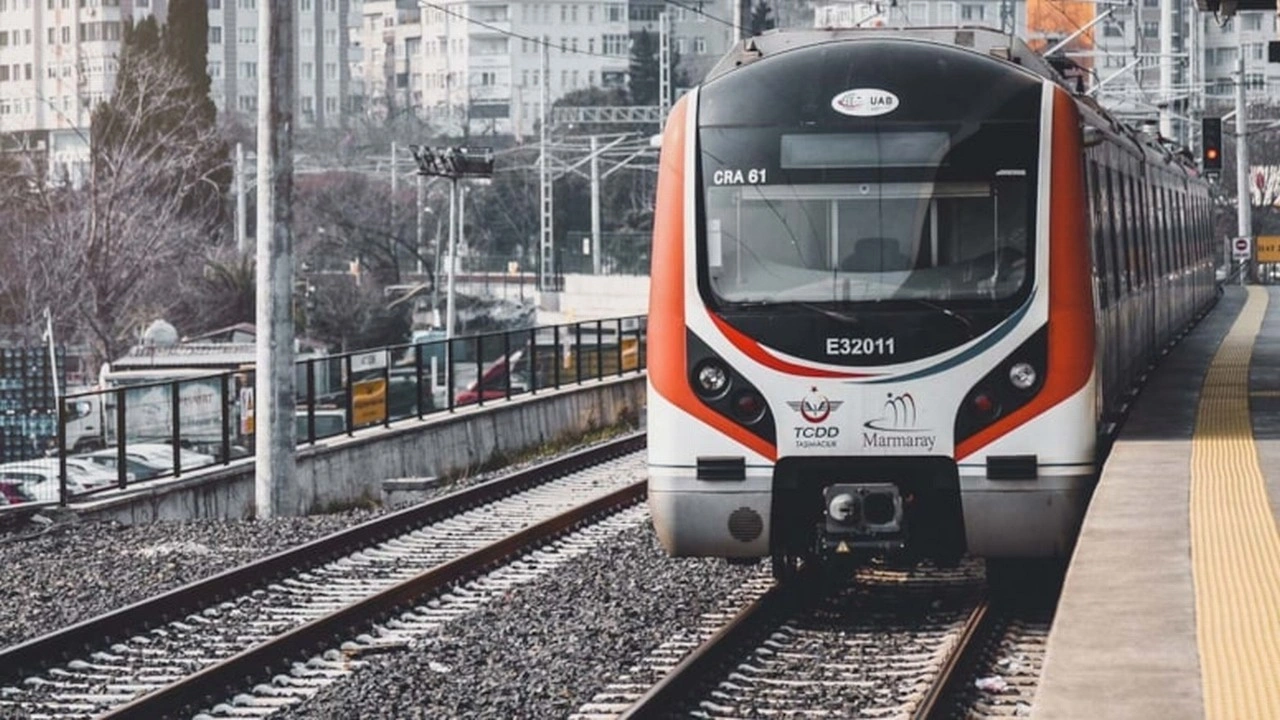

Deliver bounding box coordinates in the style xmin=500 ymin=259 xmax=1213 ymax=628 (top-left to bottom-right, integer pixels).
xmin=125 ymin=443 xmax=216 ymax=471
xmin=296 ymin=409 xmax=347 ymax=439
xmin=0 ymin=460 xmax=94 ymax=503
xmin=80 ymin=450 xmax=168 ymax=481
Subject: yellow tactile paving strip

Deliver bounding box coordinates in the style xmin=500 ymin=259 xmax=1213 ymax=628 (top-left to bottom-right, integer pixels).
xmin=1191 ymin=285 xmax=1280 ymax=719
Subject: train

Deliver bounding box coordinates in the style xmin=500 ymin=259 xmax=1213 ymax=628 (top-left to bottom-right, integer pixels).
xmin=646 ymin=27 xmax=1217 ymax=580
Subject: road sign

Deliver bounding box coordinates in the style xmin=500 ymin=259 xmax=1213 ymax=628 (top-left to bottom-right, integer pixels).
xmin=1233 ymin=236 xmax=1253 ymax=260
xmin=1257 ymin=236 xmax=1280 ymax=263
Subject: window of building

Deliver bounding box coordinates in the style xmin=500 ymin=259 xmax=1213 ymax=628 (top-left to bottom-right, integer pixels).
xmin=937 ymin=2 xmax=955 ymax=23
xmin=960 ymin=4 xmax=984 ymax=21
xmin=1244 ymin=13 xmax=1262 ymax=30
xmin=1142 ymin=21 xmax=1157 ymax=37
xmin=1103 ymin=20 xmax=1123 ymax=37
xmin=571 ymin=36 xmax=578 ymax=51
xmin=302 ymin=96 xmax=313 ymax=112
xmin=301 ymin=0 xmax=311 ymax=9
xmin=208 ymin=0 xmax=219 ymax=7
xmin=47 ymin=27 xmax=54 ymax=44
xmin=571 ymin=3 xmax=577 ymax=21
xmin=238 ymin=0 xmax=253 ymax=8
xmin=607 ymin=3 xmax=622 ymax=22
xmin=587 ymin=4 xmax=594 ymax=21
xmin=694 ymin=36 xmax=706 ymax=53
xmin=209 ymin=26 xmax=222 ymax=44
xmin=325 ymin=62 xmax=336 ymax=79
xmin=588 ymin=37 xmax=594 ymax=53
xmin=326 ymin=0 xmax=335 ymax=10
xmin=908 ymin=1 xmax=926 ymax=23
xmin=302 ymin=61 xmax=313 ymax=78
xmin=23 ymin=63 xmax=31 ymax=80
xmin=209 ymin=61 xmax=222 ymax=78
xmin=0 ymin=66 xmax=8 ymax=82
xmin=325 ymin=28 xmax=336 ymax=44
xmin=239 ymin=95 xmax=256 ymax=111
xmin=588 ymin=69 xmax=595 ymax=85
xmin=241 ymin=61 xmax=256 ymax=78
xmin=674 ymin=37 xmax=685 ymax=54
xmin=302 ymin=28 xmax=313 ymax=44
xmin=239 ymin=27 xmax=255 ymax=43
xmin=325 ymin=96 xmax=337 ymax=113
xmin=561 ymin=4 xmax=567 ymax=21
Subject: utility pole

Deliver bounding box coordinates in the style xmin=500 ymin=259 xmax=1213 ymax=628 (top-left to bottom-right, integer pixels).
xmin=659 ymin=12 xmax=671 ymax=126
xmin=1158 ymin=0 xmax=1174 ymax=138
xmin=590 ymin=135 xmax=601 ymax=275
xmin=539 ymin=40 xmax=554 ymax=292
xmin=390 ymin=141 xmax=398 ymax=238
xmin=1235 ymin=41 xmax=1251 ymax=281
xmin=416 ymin=173 xmax=425 ymax=275
xmin=447 ymin=177 xmax=459 ymax=338
xmin=254 ymin=0 xmax=298 ymax=518
xmin=235 ymin=142 xmax=248 ymax=254
xmin=732 ymin=0 xmax=742 ymax=44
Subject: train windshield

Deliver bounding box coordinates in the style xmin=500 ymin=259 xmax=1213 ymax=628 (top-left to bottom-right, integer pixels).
xmin=700 ymin=125 xmax=1037 ymax=307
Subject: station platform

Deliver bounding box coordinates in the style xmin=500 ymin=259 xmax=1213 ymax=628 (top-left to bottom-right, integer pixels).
xmin=1034 ymin=286 xmax=1280 ymax=719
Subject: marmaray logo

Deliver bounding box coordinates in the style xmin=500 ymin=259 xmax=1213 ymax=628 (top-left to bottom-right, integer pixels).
xmin=862 ymin=392 xmax=937 ymax=451
xmin=786 ymin=388 xmax=844 ymax=424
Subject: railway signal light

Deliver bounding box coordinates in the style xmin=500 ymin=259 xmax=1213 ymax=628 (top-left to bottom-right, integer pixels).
xmin=1202 ymin=117 xmax=1223 ymax=174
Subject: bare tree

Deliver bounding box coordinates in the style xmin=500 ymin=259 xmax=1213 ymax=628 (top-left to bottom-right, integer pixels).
xmin=0 ymin=55 xmax=228 ymax=368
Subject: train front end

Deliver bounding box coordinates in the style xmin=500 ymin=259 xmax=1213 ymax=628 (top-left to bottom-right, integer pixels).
xmin=647 ymin=31 xmax=1097 ymax=572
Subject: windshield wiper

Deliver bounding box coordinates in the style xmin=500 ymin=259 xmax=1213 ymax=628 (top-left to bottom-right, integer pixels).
xmin=893 ymin=298 xmax=976 ymax=339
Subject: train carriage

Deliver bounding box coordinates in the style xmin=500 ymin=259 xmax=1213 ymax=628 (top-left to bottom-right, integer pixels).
xmin=646 ymin=27 xmax=1215 ymax=579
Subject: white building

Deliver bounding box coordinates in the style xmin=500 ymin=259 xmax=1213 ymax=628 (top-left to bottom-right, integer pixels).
xmin=355 ymin=0 xmax=436 ymax=121
xmin=1200 ymin=11 xmax=1277 ymax=101
xmin=812 ymin=0 xmax=1026 ymax=34
xmin=418 ymin=0 xmax=631 ymax=137
xmin=205 ymin=0 xmax=362 ymax=128
xmin=628 ymin=0 xmax=735 ymax=86
xmin=0 ymin=0 xmax=133 ymax=179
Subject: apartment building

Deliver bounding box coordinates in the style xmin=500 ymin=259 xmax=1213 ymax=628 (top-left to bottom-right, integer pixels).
xmin=628 ymin=0 xmax=735 ymax=85
xmin=1200 ymin=10 xmax=1278 ymax=100
xmin=418 ymin=0 xmax=631 ymax=137
xmin=812 ymin=0 xmax=1027 ymax=36
xmin=355 ymin=0 xmax=426 ymax=120
xmin=0 ymin=0 xmax=133 ymax=179
xmin=205 ymin=0 xmax=361 ymax=128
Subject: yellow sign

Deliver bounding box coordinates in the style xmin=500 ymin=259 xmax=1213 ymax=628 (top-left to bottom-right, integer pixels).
xmin=1257 ymin=236 xmax=1280 ymax=264
xmin=352 ymin=378 xmax=387 ymax=427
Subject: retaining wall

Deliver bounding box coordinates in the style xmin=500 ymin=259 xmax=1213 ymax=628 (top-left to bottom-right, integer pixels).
xmin=71 ymin=375 xmax=646 ymax=525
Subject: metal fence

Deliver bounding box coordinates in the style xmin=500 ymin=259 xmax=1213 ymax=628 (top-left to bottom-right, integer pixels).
xmin=0 ymin=316 xmax=646 ymax=508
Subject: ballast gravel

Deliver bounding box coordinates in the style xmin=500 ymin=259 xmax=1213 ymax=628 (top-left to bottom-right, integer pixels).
xmin=0 ymin=434 xmax=638 ymax=650
xmin=0 ymin=508 xmax=388 ymax=647
xmin=273 ymin=524 xmax=760 ymax=720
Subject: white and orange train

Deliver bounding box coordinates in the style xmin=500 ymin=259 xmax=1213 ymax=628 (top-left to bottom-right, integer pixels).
xmin=646 ymin=27 xmax=1216 ymax=579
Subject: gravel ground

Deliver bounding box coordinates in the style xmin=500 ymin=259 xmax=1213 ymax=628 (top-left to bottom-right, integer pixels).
xmin=0 ymin=433 xmax=639 ymax=649
xmin=274 ymin=524 xmax=762 ymax=720
xmin=0 ymin=509 xmax=388 ymax=647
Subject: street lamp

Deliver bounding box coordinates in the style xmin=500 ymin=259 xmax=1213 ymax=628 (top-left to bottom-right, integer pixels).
xmin=408 ymin=146 xmax=495 ymax=340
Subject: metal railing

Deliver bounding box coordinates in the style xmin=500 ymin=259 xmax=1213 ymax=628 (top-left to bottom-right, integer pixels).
xmin=0 ymin=316 xmax=646 ymax=508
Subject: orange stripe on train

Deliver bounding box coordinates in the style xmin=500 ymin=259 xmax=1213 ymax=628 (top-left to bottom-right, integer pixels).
xmin=647 ymin=96 xmax=778 ymax=462
xmin=955 ymin=87 xmax=1096 ymax=460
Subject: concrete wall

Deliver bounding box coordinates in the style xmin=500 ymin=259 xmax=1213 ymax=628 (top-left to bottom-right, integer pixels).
xmin=537 ymin=274 xmax=650 ymax=325
xmin=74 ymin=375 xmax=646 ymax=525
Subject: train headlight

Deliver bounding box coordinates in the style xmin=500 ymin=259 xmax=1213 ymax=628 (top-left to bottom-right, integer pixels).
xmin=1008 ymin=362 xmax=1038 ymax=391
xmin=828 ymin=493 xmax=858 ymax=523
xmin=694 ymin=361 xmax=730 ymax=398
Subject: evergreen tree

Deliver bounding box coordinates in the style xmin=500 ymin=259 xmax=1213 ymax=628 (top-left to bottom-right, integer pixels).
xmin=628 ymin=29 xmax=659 ymax=105
xmin=163 ymin=0 xmax=216 ymax=128
xmin=628 ymin=29 xmax=689 ymax=106
xmin=749 ymin=1 xmax=776 ymax=36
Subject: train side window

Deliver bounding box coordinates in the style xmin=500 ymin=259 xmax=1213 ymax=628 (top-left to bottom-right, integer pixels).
xmin=1135 ymin=176 xmax=1149 ymax=286
xmin=1130 ymin=175 xmax=1146 ymax=288
xmin=1088 ymin=161 xmax=1110 ymax=306
xmin=1104 ymin=167 xmax=1123 ymax=296
xmin=1116 ymin=167 xmax=1133 ymax=294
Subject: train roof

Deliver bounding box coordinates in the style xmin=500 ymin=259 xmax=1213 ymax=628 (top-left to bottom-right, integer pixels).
xmin=704 ymin=27 xmax=1203 ymax=179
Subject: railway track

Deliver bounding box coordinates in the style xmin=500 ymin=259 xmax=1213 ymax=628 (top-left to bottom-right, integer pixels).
xmin=573 ymin=561 xmax=997 ymax=720
xmin=0 ymin=434 xmax=646 ymax=720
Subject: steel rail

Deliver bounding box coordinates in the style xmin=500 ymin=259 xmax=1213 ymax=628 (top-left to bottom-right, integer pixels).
xmin=913 ymin=594 xmax=993 ymax=720
xmin=617 ymin=583 xmax=788 ymax=719
xmin=103 ymin=478 xmax=647 ymax=719
xmin=0 ymin=432 xmax=645 ymax=685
